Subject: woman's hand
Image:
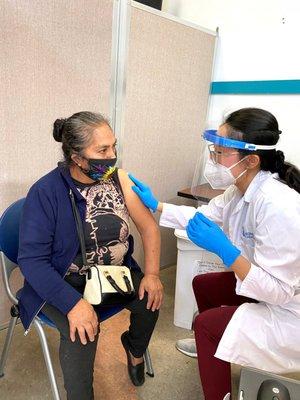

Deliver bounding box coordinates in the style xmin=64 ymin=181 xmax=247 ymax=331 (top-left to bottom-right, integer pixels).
xmin=67 ymin=299 xmax=99 ymax=345
xmin=129 ymin=173 xmax=159 ymax=212
xmin=187 ymin=212 xmax=241 ymax=268
xmin=139 ymin=274 xmax=164 ymax=311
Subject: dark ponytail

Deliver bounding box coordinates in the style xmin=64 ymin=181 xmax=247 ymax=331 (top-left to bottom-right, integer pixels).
xmin=52 ymin=111 xmax=111 ymax=165
xmin=225 ymin=108 xmax=300 ymax=193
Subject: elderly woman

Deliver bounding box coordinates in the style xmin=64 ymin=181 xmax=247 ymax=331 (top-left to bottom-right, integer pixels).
xmin=18 ymin=111 xmax=163 ymax=400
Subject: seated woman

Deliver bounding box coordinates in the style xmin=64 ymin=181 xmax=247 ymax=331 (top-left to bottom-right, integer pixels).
xmin=18 ymin=111 xmax=163 ymax=400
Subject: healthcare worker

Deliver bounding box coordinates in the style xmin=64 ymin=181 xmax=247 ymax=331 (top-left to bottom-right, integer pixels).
xmin=129 ymin=108 xmax=300 ymax=400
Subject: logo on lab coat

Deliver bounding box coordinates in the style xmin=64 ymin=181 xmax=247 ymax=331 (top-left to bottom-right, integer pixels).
xmin=242 ymin=226 xmax=254 ymax=239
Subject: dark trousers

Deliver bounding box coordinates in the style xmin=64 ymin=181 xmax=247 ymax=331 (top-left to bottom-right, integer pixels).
xmin=193 ymin=272 xmax=257 ymax=400
xmin=42 ymin=270 xmax=159 ymax=400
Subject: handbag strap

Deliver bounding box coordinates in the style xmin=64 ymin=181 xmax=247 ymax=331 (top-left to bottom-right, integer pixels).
xmin=105 ymin=273 xmax=134 ymax=295
xmin=69 ymin=189 xmax=88 ymax=267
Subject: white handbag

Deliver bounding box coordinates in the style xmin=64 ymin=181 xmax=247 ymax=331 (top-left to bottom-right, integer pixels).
xmin=84 ymin=264 xmax=135 ymax=305
xmin=70 ymin=190 xmax=135 ymax=306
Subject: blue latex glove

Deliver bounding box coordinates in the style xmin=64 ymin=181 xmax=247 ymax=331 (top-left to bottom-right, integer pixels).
xmin=186 ymin=212 xmax=241 ymax=268
xmin=128 ymin=173 xmax=159 ymax=212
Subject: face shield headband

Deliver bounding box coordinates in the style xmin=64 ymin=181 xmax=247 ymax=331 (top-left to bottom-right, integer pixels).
xmin=203 ymin=129 xmax=277 ymax=151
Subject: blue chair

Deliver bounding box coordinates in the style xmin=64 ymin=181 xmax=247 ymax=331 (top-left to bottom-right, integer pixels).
xmin=0 ymin=199 xmax=154 ymax=400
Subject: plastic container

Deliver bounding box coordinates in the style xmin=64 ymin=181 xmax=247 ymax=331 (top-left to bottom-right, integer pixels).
xmin=174 ymin=229 xmax=225 ymax=329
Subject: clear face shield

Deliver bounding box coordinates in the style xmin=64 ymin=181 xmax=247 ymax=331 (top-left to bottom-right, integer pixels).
xmin=191 ymin=129 xmax=277 ymax=200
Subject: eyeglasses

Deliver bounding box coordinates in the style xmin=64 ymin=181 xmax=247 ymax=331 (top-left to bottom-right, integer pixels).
xmin=208 ymin=144 xmax=240 ymax=164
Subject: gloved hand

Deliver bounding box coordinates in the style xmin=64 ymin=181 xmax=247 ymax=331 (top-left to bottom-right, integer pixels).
xmin=128 ymin=173 xmax=159 ymax=212
xmin=186 ymin=212 xmax=241 ymax=268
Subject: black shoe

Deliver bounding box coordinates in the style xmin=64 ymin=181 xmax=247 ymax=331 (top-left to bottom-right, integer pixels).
xmin=121 ymin=331 xmax=145 ymax=386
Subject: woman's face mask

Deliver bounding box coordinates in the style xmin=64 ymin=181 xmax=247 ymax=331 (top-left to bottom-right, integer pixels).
xmin=80 ymin=157 xmax=117 ymax=181
xmin=204 ymin=157 xmax=248 ymax=190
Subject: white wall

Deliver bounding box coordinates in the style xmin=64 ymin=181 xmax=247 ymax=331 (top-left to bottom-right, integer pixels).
xmin=162 ymin=0 xmax=300 ymax=166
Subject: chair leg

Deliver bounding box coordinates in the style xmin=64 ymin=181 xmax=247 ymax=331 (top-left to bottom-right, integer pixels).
xmin=33 ymin=319 xmax=61 ymax=400
xmin=144 ymin=348 xmax=154 ymax=377
xmin=0 ymin=315 xmax=18 ymax=377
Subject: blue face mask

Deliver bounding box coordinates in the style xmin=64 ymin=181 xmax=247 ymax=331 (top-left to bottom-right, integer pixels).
xmin=80 ymin=157 xmax=117 ymax=181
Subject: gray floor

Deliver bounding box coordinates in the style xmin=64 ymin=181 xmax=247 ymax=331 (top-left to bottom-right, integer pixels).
xmin=138 ymin=265 xmax=202 ymax=400
xmin=0 ymin=265 xmax=203 ymax=400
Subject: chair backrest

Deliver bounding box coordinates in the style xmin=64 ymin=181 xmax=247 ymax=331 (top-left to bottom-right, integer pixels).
xmin=0 ymin=198 xmax=26 ymax=304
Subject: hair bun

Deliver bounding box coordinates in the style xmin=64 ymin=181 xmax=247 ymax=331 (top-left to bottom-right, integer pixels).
xmin=53 ymin=118 xmax=66 ymax=142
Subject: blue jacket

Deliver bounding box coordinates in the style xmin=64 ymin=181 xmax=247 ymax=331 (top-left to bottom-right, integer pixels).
xmin=18 ymin=164 xmax=139 ymax=331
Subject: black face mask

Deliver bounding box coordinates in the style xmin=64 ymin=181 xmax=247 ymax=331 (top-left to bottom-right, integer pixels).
xmin=80 ymin=157 xmax=117 ymax=181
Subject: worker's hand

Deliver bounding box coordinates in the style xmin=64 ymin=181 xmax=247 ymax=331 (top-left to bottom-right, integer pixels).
xmin=139 ymin=274 xmax=164 ymax=311
xmin=128 ymin=173 xmax=159 ymax=212
xmin=186 ymin=212 xmax=241 ymax=268
xmin=67 ymin=299 xmax=99 ymax=345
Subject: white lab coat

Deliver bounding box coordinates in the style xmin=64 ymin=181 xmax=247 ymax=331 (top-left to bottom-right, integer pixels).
xmin=160 ymin=171 xmax=300 ymax=373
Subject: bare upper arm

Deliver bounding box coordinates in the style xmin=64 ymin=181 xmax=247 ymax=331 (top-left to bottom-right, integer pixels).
xmin=117 ymin=169 xmax=158 ymax=233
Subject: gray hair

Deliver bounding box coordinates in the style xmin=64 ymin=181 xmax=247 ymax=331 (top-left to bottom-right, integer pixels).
xmin=53 ymin=111 xmax=111 ymax=165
